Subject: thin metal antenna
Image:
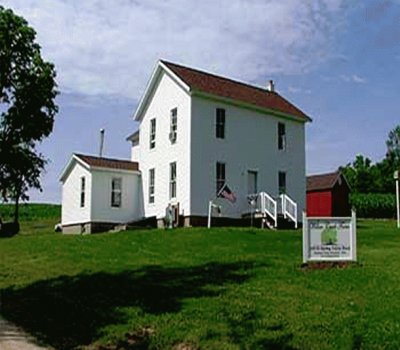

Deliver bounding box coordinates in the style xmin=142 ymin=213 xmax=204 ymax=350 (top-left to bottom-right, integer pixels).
xmin=99 ymin=129 xmax=105 ymax=157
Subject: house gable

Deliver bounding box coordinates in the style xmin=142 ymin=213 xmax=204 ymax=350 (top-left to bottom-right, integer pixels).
xmin=59 ymin=154 xmax=91 ymax=183
xmin=133 ymin=62 xmax=191 ymax=121
xmin=61 ymin=158 xmax=92 ymax=226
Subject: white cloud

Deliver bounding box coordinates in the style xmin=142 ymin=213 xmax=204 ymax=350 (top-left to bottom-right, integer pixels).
xmin=3 ymin=0 xmax=347 ymax=99
xmin=323 ymin=73 xmax=367 ymax=84
xmin=287 ymin=86 xmax=311 ymax=94
xmin=339 ymin=74 xmax=367 ymax=84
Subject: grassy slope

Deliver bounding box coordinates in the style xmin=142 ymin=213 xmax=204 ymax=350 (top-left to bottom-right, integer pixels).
xmin=0 ymin=220 xmax=399 ymax=349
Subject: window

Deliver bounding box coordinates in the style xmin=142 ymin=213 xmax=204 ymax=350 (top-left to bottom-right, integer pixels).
xmin=279 ymin=171 xmax=286 ymax=194
xmin=216 ymin=108 xmax=225 ymax=139
xmin=169 ymin=162 xmax=177 ymax=199
xmin=169 ymin=108 xmax=177 ymax=143
xmin=247 ymin=171 xmax=258 ymax=194
xmin=149 ymin=168 xmax=155 ymax=203
xmin=111 ymin=178 xmax=122 ymax=208
xmin=216 ymin=162 xmax=226 ymax=194
xmin=150 ymin=118 xmax=156 ymax=149
xmin=278 ymin=122 xmax=286 ymax=150
xmin=80 ymin=177 xmax=85 ymax=207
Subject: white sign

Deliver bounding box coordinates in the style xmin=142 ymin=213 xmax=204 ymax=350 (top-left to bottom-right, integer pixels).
xmin=303 ymin=210 xmax=357 ymax=263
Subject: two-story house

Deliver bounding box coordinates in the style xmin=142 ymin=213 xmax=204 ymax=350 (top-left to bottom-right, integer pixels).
xmin=60 ymin=60 xmax=311 ymax=233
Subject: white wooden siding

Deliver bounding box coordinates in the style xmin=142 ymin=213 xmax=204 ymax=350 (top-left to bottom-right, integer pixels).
xmin=131 ymin=144 xmax=140 ymax=162
xmin=190 ymin=96 xmax=306 ymax=219
xmin=135 ymin=71 xmax=191 ymax=219
xmin=61 ymin=162 xmax=92 ymax=225
xmin=90 ymin=169 xmax=143 ymax=223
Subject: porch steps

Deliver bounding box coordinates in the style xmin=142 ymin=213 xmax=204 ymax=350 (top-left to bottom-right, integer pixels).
xmin=244 ymin=191 xmax=299 ymax=230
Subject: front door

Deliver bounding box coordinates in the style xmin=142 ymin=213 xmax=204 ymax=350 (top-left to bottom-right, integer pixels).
xmin=247 ymin=171 xmax=258 ymax=195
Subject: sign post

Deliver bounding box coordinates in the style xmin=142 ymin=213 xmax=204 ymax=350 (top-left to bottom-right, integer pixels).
xmin=303 ymin=210 xmax=357 ymax=263
xmin=207 ymin=200 xmax=221 ymax=229
xmin=395 ymin=170 xmax=399 ymax=229
xmin=302 ymin=211 xmax=308 ymax=263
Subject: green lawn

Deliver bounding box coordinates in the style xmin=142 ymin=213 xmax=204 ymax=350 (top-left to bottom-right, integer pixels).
xmin=0 ymin=218 xmax=400 ymax=349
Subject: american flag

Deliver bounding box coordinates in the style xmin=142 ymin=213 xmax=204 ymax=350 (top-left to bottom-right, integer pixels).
xmin=217 ymin=183 xmax=237 ymax=203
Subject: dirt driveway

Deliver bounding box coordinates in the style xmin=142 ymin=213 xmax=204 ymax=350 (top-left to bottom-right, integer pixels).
xmin=0 ymin=316 xmax=51 ymax=350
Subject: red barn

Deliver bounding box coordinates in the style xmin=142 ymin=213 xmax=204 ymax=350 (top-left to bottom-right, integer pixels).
xmin=306 ymin=171 xmax=351 ymax=217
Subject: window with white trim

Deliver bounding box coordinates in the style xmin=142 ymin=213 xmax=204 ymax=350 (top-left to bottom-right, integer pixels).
xmin=278 ymin=122 xmax=286 ymax=150
xmin=80 ymin=176 xmax=85 ymax=208
xmin=216 ymin=108 xmax=225 ymax=139
xmin=111 ymin=178 xmax=122 ymax=208
xmin=216 ymin=162 xmax=226 ymax=194
xmin=149 ymin=168 xmax=155 ymax=203
xmin=150 ymin=118 xmax=156 ymax=149
xmin=169 ymin=108 xmax=177 ymax=144
xmin=169 ymin=162 xmax=177 ymax=199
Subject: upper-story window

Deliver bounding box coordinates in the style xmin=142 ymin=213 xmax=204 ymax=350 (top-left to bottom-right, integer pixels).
xmin=216 ymin=162 xmax=226 ymax=194
xmin=169 ymin=108 xmax=177 ymax=144
xmin=80 ymin=176 xmax=85 ymax=208
xmin=216 ymin=108 xmax=225 ymax=139
xmin=111 ymin=178 xmax=122 ymax=208
xmin=279 ymin=171 xmax=286 ymax=194
xmin=278 ymin=122 xmax=286 ymax=150
xmin=169 ymin=162 xmax=177 ymax=199
xmin=150 ymin=118 xmax=156 ymax=149
xmin=149 ymin=168 xmax=155 ymax=203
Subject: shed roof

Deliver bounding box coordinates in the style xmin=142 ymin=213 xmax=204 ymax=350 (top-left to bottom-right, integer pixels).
xmin=307 ymin=171 xmax=342 ymax=192
xmin=161 ymin=60 xmax=311 ymax=122
xmin=74 ymin=154 xmax=139 ymax=171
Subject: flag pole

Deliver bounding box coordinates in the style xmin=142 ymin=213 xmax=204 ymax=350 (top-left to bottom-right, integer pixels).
xmin=208 ymin=186 xmax=222 ymax=229
xmin=208 ymin=200 xmax=213 ymax=229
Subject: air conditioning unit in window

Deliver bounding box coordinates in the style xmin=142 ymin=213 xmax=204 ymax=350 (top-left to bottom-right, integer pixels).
xmin=169 ymin=131 xmax=177 ymax=143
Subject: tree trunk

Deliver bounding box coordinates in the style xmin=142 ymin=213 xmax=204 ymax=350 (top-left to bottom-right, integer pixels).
xmin=14 ymin=195 xmax=20 ymax=224
xmin=14 ymin=184 xmax=21 ymax=224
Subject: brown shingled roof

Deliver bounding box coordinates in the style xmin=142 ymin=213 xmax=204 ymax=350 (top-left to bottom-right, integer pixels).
xmin=161 ymin=60 xmax=311 ymax=122
xmin=75 ymin=154 xmax=139 ymax=171
xmin=307 ymin=171 xmax=341 ymax=192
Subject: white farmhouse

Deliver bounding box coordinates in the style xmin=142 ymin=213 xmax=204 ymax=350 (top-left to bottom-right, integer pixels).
xmin=60 ymin=60 xmax=311 ymax=233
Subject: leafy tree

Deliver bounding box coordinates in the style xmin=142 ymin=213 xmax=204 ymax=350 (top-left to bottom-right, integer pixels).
xmin=340 ymin=155 xmax=376 ymax=193
xmin=340 ymin=125 xmax=400 ymax=195
xmin=0 ymin=6 xmax=58 ymax=223
xmin=386 ymin=125 xmax=400 ymax=163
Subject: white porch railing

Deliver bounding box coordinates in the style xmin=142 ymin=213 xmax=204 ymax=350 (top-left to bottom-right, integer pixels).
xmin=280 ymin=193 xmax=298 ymax=228
xmin=249 ymin=192 xmax=277 ymax=228
xmin=248 ymin=192 xmax=298 ymax=229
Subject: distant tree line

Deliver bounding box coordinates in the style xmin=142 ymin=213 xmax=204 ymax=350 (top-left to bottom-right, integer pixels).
xmin=339 ymin=125 xmax=400 ymax=218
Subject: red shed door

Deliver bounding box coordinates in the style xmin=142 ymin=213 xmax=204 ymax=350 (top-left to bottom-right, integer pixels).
xmin=307 ymin=191 xmax=332 ymax=217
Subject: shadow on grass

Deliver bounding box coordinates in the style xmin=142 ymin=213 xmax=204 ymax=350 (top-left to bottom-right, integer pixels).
xmin=1 ymin=261 xmax=261 ymax=349
xmin=222 ymin=309 xmax=298 ymax=350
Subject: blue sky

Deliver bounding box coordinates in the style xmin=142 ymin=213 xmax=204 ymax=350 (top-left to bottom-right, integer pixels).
xmin=2 ymin=0 xmax=400 ymax=203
